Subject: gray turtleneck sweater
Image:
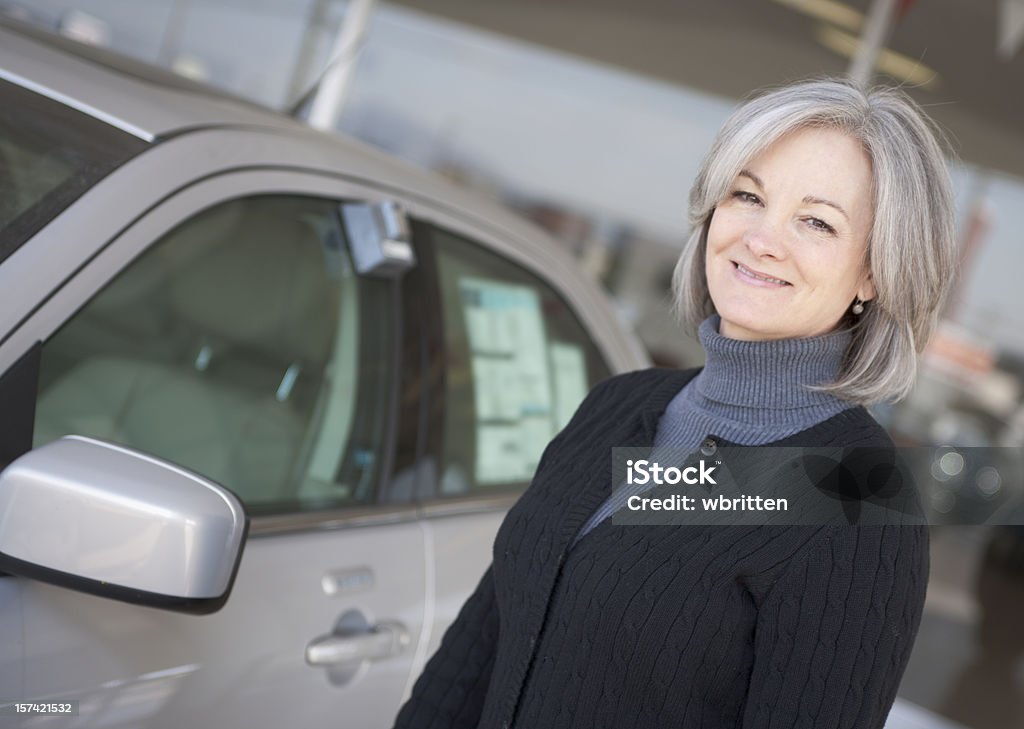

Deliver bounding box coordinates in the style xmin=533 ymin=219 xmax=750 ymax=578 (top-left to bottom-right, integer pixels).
xmin=572 ymin=314 xmax=854 ymax=546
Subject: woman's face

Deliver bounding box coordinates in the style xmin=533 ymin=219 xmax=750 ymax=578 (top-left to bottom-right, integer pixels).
xmin=705 ymin=126 xmax=876 ymax=341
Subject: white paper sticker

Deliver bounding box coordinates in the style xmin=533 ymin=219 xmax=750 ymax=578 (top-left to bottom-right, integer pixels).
xmin=550 ymin=342 xmax=588 ymax=429
xmin=459 ymin=278 xmax=556 ymax=483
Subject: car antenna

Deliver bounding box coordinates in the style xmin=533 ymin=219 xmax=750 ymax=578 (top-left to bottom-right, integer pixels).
xmin=284 ymin=0 xmax=374 ymax=124
xmin=284 ymin=41 xmax=361 ymax=119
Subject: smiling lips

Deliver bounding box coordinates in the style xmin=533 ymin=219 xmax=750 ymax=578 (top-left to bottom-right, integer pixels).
xmin=732 ymin=261 xmax=791 ymax=287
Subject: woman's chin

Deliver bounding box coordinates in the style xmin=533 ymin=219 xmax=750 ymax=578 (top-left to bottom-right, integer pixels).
xmin=718 ymin=317 xmax=779 ymax=341
xmin=713 ymin=304 xmax=778 ymax=336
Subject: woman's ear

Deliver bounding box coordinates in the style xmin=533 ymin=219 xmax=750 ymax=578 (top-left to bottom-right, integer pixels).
xmin=858 ymin=272 xmax=876 ymax=302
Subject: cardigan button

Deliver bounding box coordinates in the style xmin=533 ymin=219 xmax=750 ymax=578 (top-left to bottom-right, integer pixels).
xmin=700 ymin=437 xmax=717 ymax=456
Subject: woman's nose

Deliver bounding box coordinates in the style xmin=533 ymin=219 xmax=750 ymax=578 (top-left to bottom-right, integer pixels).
xmin=743 ymin=218 xmax=787 ymax=259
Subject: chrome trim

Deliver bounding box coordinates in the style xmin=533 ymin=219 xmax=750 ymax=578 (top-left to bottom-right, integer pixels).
xmin=305 ymin=620 xmax=410 ymax=666
xmin=249 ymin=503 xmax=421 ymax=536
xmin=248 ymin=493 xmax=518 ymax=536
xmin=0 ymin=66 xmax=155 ymax=142
xmin=321 ymin=567 xmax=374 ymax=596
xmin=418 ymin=493 xmax=520 ymax=518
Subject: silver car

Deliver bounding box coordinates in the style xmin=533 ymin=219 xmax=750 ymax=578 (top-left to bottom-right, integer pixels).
xmin=0 ymin=17 xmax=959 ymax=729
xmin=0 ymin=17 xmax=646 ymax=728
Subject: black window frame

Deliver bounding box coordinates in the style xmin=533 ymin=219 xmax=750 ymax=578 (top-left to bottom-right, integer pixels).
xmin=0 ymin=78 xmax=150 ymax=264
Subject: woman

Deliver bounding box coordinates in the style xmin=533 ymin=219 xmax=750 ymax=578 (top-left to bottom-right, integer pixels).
xmin=393 ymin=77 xmax=956 ymax=729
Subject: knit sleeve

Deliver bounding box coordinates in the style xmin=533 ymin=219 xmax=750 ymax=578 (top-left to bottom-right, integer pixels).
xmin=740 ymin=525 xmax=929 ymax=729
xmin=392 ymin=564 xmax=499 ymax=729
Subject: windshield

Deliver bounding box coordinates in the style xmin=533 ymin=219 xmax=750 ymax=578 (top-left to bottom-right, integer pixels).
xmin=0 ymin=78 xmax=148 ymax=263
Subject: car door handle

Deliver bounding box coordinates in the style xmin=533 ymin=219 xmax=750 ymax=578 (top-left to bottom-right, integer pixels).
xmin=305 ymin=619 xmax=410 ymax=667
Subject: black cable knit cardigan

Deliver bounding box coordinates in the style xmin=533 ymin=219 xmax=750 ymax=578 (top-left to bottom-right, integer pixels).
xmin=393 ymin=367 xmax=929 ymax=729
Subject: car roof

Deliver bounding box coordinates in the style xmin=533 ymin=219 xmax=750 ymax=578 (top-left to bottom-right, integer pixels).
xmin=0 ymin=16 xmax=507 ymax=233
xmin=0 ymin=16 xmax=650 ymax=375
xmin=0 ymin=15 xmax=315 ymax=141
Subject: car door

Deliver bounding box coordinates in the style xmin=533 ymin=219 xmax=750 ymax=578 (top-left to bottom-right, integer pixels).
xmin=394 ymin=213 xmax=623 ymax=675
xmin=0 ymin=172 xmax=429 ymax=728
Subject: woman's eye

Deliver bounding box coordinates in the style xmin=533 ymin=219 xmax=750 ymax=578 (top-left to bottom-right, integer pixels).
xmin=731 ymin=190 xmax=761 ymax=205
xmin=805 ymin=217 xmax=837 ymax=235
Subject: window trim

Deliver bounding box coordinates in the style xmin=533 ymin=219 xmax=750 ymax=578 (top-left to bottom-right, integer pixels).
xmin=407 ymin=217 xmax=614 ymax=508
xmin=0 ymin=77 xmax=150 ymax=264
xmin=0 ymin=161 xmax=646 ymax=527
xmin=398 ymin=190 xmax=647 ymax=377
xmin=0 ymin=126 xmax=645 ymax=383
xmin=0 ymin=342 xmax=40 ymax=472
xmin=1 ymin=169 xmax=417 ymax=531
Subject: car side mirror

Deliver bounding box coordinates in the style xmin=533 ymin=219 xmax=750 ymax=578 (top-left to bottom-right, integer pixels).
xmin=0 ymin=435 xmax=248 ymax=614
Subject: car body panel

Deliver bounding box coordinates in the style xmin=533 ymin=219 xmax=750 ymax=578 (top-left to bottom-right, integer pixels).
xmin=19 ymin=521 xmax=425 ymax=728
xmin=420 ymin=510 xmax=508 ymax=663
xmin=0 ymin=18 xmax=301 ymax=141
xmin=0 ymin=17 xmax=651 ymax=729
xmin=0 ymin=577 xmax=24 ymax=704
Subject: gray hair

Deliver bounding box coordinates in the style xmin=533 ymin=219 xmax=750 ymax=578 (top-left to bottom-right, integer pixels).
xmin=672 ymin=77 xmax=957 ymax=404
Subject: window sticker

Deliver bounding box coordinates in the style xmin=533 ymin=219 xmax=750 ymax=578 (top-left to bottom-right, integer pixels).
xmin=550 ymin=341 xmax=588 ymax=430
xmin=459 ymin=277 xmax=555 ymax=483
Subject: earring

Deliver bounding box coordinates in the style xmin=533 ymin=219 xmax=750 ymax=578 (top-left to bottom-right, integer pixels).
xmin=851 ymin=298 xmax=865 ymax=315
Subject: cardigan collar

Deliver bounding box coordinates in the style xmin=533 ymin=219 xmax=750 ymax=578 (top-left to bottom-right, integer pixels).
xmin=638 ymin=369 xmax=697 ymax=442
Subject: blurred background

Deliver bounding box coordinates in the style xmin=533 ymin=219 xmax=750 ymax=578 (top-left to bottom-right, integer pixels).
xmin=5 ymin=0 xmax=1024 ymax=726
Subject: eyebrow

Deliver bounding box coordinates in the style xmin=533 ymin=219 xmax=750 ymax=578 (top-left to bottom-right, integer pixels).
xmin=737 ymin=169 xmax=849 ymax=222
xmin=802 ymin=195 xmax=849 ymax=222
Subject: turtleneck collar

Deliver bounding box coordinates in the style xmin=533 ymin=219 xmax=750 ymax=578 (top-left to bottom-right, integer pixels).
xmin=692 ymin=313 xmax=852 ymax=411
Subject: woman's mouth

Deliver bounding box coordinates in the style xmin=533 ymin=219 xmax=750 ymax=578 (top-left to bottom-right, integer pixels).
xmin=732 ymin=261 xmax=791 ymax=287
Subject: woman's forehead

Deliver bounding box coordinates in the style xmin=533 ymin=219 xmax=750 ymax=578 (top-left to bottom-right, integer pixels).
xmin=740 ymin=128 xmax=873 ymax=213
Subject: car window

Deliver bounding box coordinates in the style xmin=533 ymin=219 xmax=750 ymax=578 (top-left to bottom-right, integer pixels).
xmin=0 ymin=79 xmax=148 ymax=263
xmin=427 ymin=223 xmax=611 ymax=496
xmin=33 ymin=195 xmax=394 ymax=516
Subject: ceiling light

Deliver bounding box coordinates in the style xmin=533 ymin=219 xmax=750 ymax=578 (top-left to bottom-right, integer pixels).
xmin=816 ymin=25 xmax=941 ymax=89
xmin=771 ymin=0 xmax=864 ymax=32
